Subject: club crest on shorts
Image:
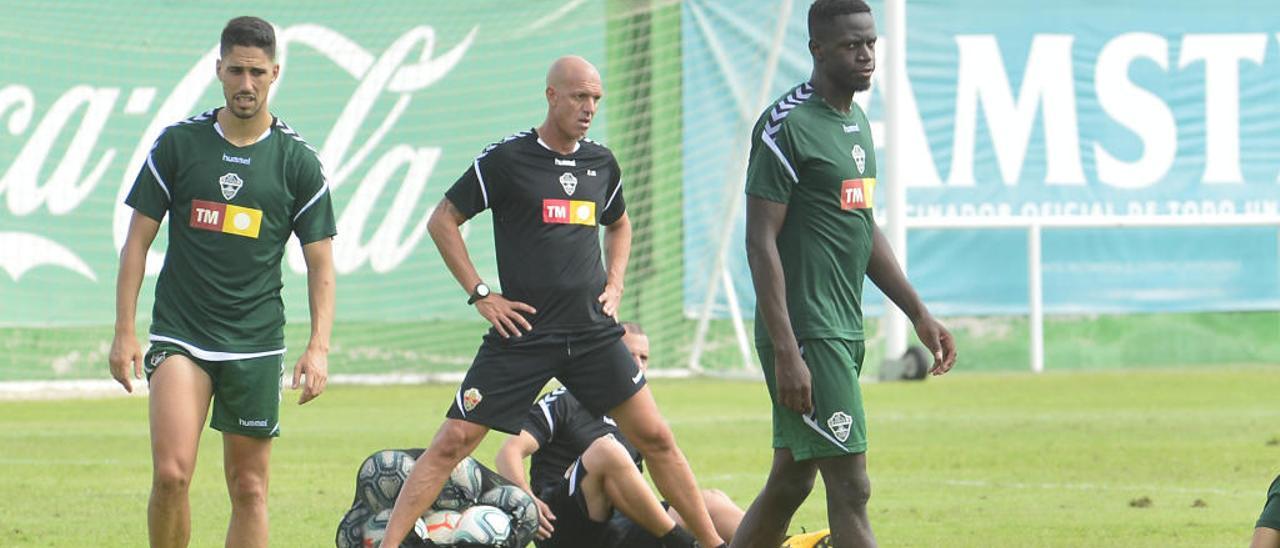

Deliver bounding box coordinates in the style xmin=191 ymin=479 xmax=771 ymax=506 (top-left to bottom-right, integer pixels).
xmin=851 ymin=144 xmax=866 ymax=175
xmin=559 ymin=172 xmax=578 ymax=196
xmin=827 ymin=411 xmax=853 ymax=443
xmin=463 ymin=387 xmax=483 ymax=412
xmin=149 ymin=352 xmax=167 ymax=368
xmin=219 ymin=172 xmax=244 ymax=200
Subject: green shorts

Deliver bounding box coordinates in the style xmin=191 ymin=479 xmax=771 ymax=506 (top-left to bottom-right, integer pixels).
xmin=145 ymin=342 xmax=285 ymax=438
xmin=758 ymin=338 xmax=867 ymax=461
xmin=1258 ymin=474 xmax=1280 ymax=530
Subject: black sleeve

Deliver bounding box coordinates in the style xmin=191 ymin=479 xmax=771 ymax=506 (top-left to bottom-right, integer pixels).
xmin=445 ymin=148 xmax=503 ymax=219
xmin=599 ymin=156 xmax=626 ymax=226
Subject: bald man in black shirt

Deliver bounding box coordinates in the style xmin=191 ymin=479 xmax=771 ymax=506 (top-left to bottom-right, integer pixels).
xmin=380 ymin=56 xmax=725 ymax=548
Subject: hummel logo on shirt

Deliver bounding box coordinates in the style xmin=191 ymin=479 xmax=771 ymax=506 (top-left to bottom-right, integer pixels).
xmin=190 ymin=199 xmax=263 ymax=238
xmin=842 ymin=123 xmax=860 ymax=133
xmin=554 ymin=158 xmax=576 ymax=167
xmin=543 ymin=199 xmax=596 ymax=225
xmin=222 ymin=153 xmax=251 ymax=165
xmin=840 ymin=178 xmax=876 ymax=210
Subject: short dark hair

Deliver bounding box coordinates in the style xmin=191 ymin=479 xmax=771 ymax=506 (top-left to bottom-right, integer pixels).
xmin=221 ymin=16 xmax=276 ymax=59
xmin=808 ymin=0 xmax=871 ymax=40
xmin=620 ymin=322 xmax=645 ymax=336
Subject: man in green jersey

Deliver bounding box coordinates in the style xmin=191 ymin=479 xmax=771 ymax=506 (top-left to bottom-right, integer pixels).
xmin=1253 ymin=474 xmax=1280 ymax=547
xmin=108 ymin=16 xmax=336 ymax=548
xmin=733 ymin=1 xmax=956 ymax=547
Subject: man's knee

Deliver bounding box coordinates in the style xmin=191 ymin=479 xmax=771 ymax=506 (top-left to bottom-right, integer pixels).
xmin=761 ymin=467 xmax=816 ymax=507
xmin=226 ymin=469 xmax=268 ymax=509
xmin=822 ymin=464 xmax=871 ymax=508
xmin=429 ymin=420 xmax=487 ymax=462
xmin=152 ymin=463 xmax=193 ymax=497
xmin=833 ymin=474 xmax=871 ymax=508
xmin=583 ymin=435 xmax=636 ymax=473
xmin=701 ymin=489 xmax=732 ymax=507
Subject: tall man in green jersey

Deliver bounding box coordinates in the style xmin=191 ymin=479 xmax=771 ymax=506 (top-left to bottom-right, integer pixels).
xmin=733 ymin=1 xmax=957 ymax=547
xmin=108 ymin=16 xmax=337 ymax=548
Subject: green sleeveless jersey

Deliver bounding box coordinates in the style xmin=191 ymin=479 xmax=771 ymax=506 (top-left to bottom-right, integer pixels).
xmin=746 ymin=83 xmax=878 ymax=342
xmin=125 ymin=108 xmax=336 ymax=359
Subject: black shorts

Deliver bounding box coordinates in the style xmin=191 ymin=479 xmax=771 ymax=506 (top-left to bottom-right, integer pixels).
xmin=447 ymin=324 xmax=645 ymax=434
xmin=535 ymin=459 xmax=610 ymax=548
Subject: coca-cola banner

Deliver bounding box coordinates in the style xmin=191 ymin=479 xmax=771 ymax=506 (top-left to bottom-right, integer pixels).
xmin=0 ymin=2 xmax=608 ymax=324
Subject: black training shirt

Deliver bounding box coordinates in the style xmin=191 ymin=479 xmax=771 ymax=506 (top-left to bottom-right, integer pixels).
xmin=446 ymin=130 xmax=626 ymax=334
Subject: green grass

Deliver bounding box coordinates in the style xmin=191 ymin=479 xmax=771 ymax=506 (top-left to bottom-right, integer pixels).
xmin=3 ymin=368 xmax=1279 ymax=547
xmin=5 ymin=311 xmax=1278 ymax=381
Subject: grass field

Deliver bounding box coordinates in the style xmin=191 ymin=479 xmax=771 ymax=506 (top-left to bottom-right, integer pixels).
xmin=3 ymin=367 xmax=1279 ymax=547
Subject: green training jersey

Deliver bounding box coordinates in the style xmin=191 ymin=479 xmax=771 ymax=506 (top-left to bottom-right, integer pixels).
xmin=746 ymin=82 xmax=878 ymax=342
xmin=126 ymin=108 xmax=336 ymax=359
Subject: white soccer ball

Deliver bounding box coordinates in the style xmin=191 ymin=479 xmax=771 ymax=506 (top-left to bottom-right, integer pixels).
xmin=421 ymin=509 xmax=463 ymax=543
xmin=433 ymin=456 xmax=485 ymax=511
xmin=362 ymin=509 xmax=427 ymax=548
xmin=478 ymin=485 xmax=538 ymax=546
xmin=357 ymin=450 xmax=416 ymax=512
xmin=452 ymin=504 xmax=512 ymax=545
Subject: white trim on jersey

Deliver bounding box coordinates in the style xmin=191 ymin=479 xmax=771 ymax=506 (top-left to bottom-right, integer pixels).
xmin=603 ymin=179 xmax=623 ymax=212
xmin=801 ymin=412 xmax=854 ymax=454
xmin=149 ymin=334 xmax=286 ymax=362
xmin=474 ymin=159 xmax=490 ymax=209
xmin=146 ymin=152 xmax=172 ymax=202
xmin=761 ymin=132 xmax=799 ymax=184
xmin=293 ymin=182 xmax=330 ymax=222
xmin=214 ymin=122 xmax=272 ymax=145
xmin=538 ymin=399 xmax=556 ymax=438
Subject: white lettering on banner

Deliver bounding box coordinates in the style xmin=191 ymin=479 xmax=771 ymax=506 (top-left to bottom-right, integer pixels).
xmin=0 ymin=24 xmax=476 ymax=282
xmin=1093 ymin=33 xmax=1176 ymax=189
xmin=1 ymin=85 xmax=118 ymax=216
xmin=1178 ymin=34 xmax=1267 ymax=184
xmin=950 ymin=35 xmax=1085 ymax=187
xmin=6 ymin=26 xmax=1280 ymax=283
xmin=904 ymin=199 xmax=1276 ymax=218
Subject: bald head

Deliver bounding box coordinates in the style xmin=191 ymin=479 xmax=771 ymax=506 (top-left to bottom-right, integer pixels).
xmin=540 ymin=55 xmax=604 ymax=150
xmin=546 ymin=55 xmax=600 ymax=89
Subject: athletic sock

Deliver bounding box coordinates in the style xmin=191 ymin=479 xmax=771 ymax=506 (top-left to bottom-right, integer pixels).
xmin=660 ymin=524 xmax=700 ymax=548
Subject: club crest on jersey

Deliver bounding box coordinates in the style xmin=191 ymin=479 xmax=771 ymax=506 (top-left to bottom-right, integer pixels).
xmin=559 ymin=172 xmax=578 ymax=196
xmin=852 ymin=144 xmax=866 ymax=175
xmin=827 ymin=411 xmax=853 ymax=442
xmin=463 ymin=387 xmax=483 ymax=412
xmin=219 ymin=172 xmax=244 ymax=200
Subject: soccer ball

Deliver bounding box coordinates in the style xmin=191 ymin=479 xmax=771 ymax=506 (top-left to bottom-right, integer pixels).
xmin=452 ymin=504 xmax=512 ymax=545
xmin=358 ymin=450 xmax=416 ymax=512
xmin=362 ymin=509 xmax=428 ymax=548
xmin=478 ymin=485 xmax=538 ymax=546
xmin=433 ymin=457 xmax=485 ymax=511
xmin=421 ymin=509 xmax=462 ymax=544
xmin=336 ymin=504 xmax=372 ymax=548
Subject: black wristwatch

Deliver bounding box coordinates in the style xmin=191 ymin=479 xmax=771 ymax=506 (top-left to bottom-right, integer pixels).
xmin=467 ymin=282 xmax=491 ymax=305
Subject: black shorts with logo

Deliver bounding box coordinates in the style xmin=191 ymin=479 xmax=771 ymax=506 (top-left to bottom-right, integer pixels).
xmin=446 ymin=323 xmax=645 ymax=434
